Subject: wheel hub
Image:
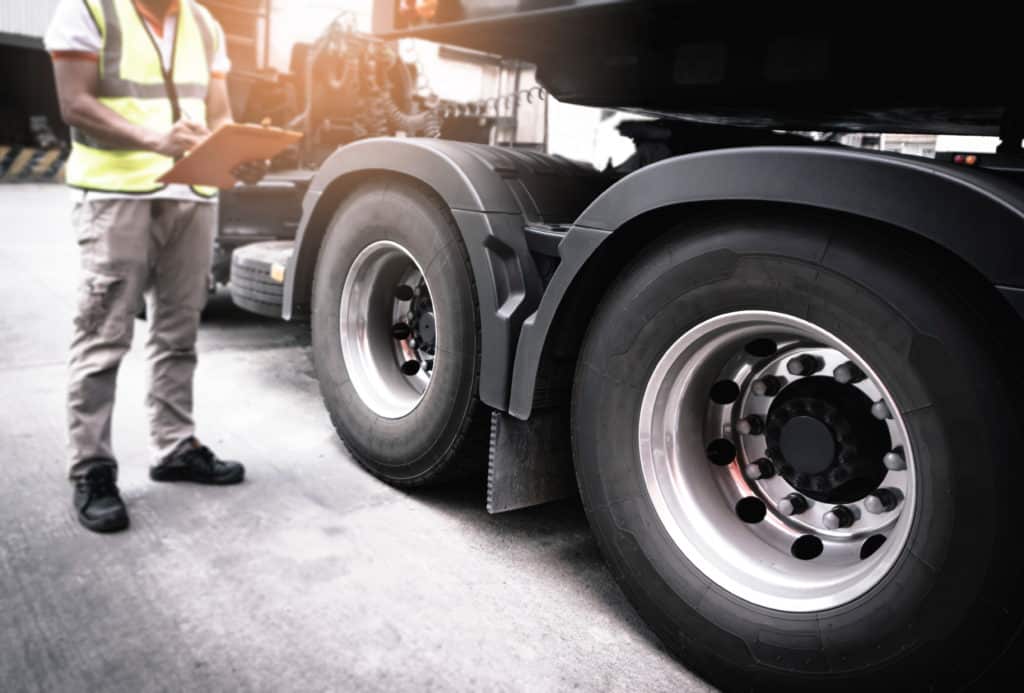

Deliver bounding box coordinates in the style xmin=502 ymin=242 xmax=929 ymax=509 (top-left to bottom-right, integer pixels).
xmin=637 ymin=311 xmax=916 ymax=612
xmin=767 ymin=377 xmax=890 ymax=503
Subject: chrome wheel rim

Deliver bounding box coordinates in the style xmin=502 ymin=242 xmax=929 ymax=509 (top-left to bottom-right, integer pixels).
xmin=339 ymin=241 xmax=436 ymax=419
xmin=637 ymin=310 xmax=916 ymax=612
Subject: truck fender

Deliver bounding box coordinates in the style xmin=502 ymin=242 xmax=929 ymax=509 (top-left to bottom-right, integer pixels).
xmin=282 ymin=137 xmax=606 ymax=409
xmin=508 ymin=145 xmax=1024 ymax=419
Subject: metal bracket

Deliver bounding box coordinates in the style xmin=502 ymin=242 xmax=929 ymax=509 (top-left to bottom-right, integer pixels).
xmin=486 ymin=410 xmax=575 ymax=514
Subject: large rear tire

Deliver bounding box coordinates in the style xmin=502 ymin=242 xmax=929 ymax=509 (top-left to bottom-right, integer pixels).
xmin=311 ymin=179 xmax=486 ymax=485
xmin=572 ymin=213 xmax=1024 ymax=690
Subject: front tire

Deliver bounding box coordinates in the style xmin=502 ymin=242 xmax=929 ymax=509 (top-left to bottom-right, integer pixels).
xmin=572 ymin=213 xmax=1024 ymax=690
xmin=311 ymin=178 xmax=486 ymax=485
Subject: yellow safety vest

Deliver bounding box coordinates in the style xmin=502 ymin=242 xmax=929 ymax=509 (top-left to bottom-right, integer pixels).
xmin=67 ymin=0 xmax=218 ymax=197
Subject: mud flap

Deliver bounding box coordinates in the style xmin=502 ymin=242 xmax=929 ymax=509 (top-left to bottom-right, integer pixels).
xmin=486 ymin=409 xmax=576 ymax=513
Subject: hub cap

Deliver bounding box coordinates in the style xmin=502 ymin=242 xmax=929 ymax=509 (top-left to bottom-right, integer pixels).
xmin=637 ymin=311 xmax=915 ymax=612
xmin=339 ymin=241 xmax=436 ymax=419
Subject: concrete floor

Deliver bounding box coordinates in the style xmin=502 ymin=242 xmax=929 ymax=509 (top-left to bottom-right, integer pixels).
xmin=0 ymin=185 xmax=713 ymax=693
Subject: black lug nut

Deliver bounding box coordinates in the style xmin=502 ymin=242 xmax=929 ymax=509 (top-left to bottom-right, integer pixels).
xmin=391 ymin=322 xmax=411 ymax=340
xmin=744 ymin=458 xmax=776 ymax=480
xmin=400 ymin=360 xmax=421 ymax=376
xmin=736 ymin=415 xmax=764 ymax=436
xmin=395 ymin=285 xmax=415 ymax=301
xmin=883 ymin=448 xmax=906 ymax=471
xmin=823 ymin=505 xmax=856 ymax=530
xmin=751 ymin=376 xmax=783 ymax=397
xmin=864 ymin=488 xmax=901 ymax=514
xmin=778 ymin=493 xmax=809 ymax=516
xmin=787 ymin=354 xmax=823 ymax=376
xmin=833 ymin=361 xmax=865 ymax=384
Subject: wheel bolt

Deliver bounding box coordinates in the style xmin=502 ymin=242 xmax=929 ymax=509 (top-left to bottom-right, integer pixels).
xmin=778 ymin=493 xmax=809 ymax=516
xmin=395 ymin=284 xmax=415 ymax=301
xmin=883 ymin=448 xmax=906 ymax=471
xmin=736 ymin=415 xmax=764 ymax=435
xmin=823 ymin=505 xmax=856 ymax=530
xmin=787 ymin=354 xmax=822 ymax=376
xmin=833 ymin=361 xmax=865 ymax=384
xmin=871 ymin=400 xmax=891 ymax=420
xmin=864 ymin=488 xmax=901 ymax=514
xmin=391 ymin=322 xmax=411 ymax=340
xmin=744 ymin=458 xmax=775 ymax=480
xmin=751 ymin=376 xmax=783 ymax=397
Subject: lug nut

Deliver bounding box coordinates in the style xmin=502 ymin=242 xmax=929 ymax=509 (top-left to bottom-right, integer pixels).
xmin=736 ymin=415 xmax=764 ymax=435
xmin=883 ymin=448 xmax=906 ymax=471
xmin=864 ymin=488 xmax=901 ymax=514
xmin=823 ymin=505 xmax=856 ymax=530
xmin=395 ymin=284 xmax=415 ymax=301
xmin=833 ymin=361 xmax=865 ymax=384
xmin=787 ymin=354 xmax=823 ymax=376
xmin=744 ymin=458 xmax=775 ymax=480
xmin=751 ymin=376 xmax=783 ymax=397
xmin=400 ymin=360 xmax=421 ymax=376
xmin=871 ymin=400 xmax=892 ymax=420
xmin=391 ymin=322 xmax=411 ymax=340
xmin=778 ymin=493 xmax=808 ymax=516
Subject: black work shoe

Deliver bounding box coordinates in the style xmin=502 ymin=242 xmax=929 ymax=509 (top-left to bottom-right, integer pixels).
xmin=73 ymin=466 xmax=129 ymax=533
xmin=150 ymin=440 xmax=245 ymax=485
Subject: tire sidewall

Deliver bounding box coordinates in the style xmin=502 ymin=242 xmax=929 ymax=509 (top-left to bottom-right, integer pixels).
xmin=311 ymin=180 xmax=479 ymax=482
xmin=573 ymin=217 xmax=1021 ymax=689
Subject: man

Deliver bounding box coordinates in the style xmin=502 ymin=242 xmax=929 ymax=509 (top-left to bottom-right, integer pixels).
xmin=46 ymin=0 xmax=265 ymax=533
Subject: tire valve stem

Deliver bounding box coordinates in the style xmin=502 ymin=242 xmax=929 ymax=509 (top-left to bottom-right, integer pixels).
xmin=833 ymin=361 xmax=865 ymax=384
xmin=871 ymin=400 xmax=892 ymax=420
xmin=745 ymin=457 xmax=775 ymax=480
xmin=400 ymin=360 xmax=421 ymax=376
xmin=391 ymin=322 xmax=411 ymax=340
xmin=778 ymin=493 xmax=809 ymax=516
xmin=823 ymin=505 xmax=856 ymax=530
xmin=395 ymin=285 xmax=415 ymax=301
xmin=736 ymin=415 xmax=764 ymax=436
xmin=883 ymin=448 xmax=906 ymax=471
xmin=864 ymin=488 xmax=901 ymax=514
xmin=751 ymin=376 xmax=783 ymax=397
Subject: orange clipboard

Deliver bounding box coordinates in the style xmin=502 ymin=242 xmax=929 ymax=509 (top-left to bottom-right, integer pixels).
xmin=158 ymin=123 xmax=303 ymax=189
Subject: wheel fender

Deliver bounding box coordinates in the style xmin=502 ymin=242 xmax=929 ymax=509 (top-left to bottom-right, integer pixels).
xmin=283 ymin=137 xmax=605 ymax=409
xmin=508 ymin=146 xmax=1024 ymax=419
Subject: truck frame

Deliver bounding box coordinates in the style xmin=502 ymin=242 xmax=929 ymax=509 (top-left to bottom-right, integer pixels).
xmin=236 ymin=2 xmax=1024 ymax=689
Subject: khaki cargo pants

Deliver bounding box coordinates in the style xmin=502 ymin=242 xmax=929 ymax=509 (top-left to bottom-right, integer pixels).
xmin=67 ymin=197 xmax=215 ymax=479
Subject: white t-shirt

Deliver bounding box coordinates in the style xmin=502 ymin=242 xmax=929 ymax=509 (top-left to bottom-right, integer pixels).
xmin=45 ymin=0 xmax=231 ymax=202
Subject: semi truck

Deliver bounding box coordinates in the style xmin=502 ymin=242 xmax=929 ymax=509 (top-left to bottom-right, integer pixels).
xmin=187 ymin=0 xmax=1024 ymax=689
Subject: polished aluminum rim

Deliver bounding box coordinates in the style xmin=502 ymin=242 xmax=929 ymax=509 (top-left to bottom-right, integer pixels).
xmin=638 ymin=311 xmax=916 ymax=612
xmin=339 ymin=241 xmax=436 ymax=419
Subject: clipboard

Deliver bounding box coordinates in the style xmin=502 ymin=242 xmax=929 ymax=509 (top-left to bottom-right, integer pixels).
xmin=158 ymin=123 xmax=303 ymax=189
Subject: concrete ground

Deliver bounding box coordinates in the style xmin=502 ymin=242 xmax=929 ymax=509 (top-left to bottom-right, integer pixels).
xmin=0 ymin=185 xmax=713 ymax=693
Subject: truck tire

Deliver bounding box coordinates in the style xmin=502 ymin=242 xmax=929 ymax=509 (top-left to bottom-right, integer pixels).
xmin=229 ymin=241 xmax=293 ymax=318
xmin=571 ymin=213 xmax=1024 ymax=691
xmin=311 ymin=179 xmax=486 ymax=485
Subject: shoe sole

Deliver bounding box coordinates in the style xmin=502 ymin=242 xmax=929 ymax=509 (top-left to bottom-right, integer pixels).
xmin=149 ymin=466 xmax=245 ymax=485
xmin=79 ymin=514 xmax=130 ymax=533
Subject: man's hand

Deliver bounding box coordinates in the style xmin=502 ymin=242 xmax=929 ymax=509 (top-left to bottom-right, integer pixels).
xmin=231 ymin=160 xmax=268 ymax=185
xmin=151 ymin=119 xmax=210 ymax=158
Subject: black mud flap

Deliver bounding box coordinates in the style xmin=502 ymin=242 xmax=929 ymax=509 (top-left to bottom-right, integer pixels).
xmin=486 ymin=410 xmax=576 ymax=513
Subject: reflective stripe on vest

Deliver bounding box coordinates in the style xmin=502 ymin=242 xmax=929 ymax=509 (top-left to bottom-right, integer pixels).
xmin=67 ymin=0 xmax=217 ymax=196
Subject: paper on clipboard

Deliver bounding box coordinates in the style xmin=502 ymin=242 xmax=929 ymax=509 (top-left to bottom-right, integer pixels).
xmin=158 ymin=123 xmax=303 ymax=189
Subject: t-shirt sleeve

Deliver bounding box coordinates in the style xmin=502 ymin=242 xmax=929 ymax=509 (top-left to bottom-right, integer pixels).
xmin=44 ymin=0 xmax=102 ymax=56
xmin=209 ymin=16 xmax=231 ymax=77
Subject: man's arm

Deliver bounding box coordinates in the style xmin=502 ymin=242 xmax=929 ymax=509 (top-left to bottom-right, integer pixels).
xmin=52 ymin=58 xmax=207 ymax=157
xmin=205 ymin=76 xmax=233 ymax=132
xmin=208 ymin=75 xmax=267 ymax=184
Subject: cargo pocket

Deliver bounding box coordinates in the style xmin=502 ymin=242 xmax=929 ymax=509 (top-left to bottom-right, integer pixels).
xmin=74 ymin=271 xmax=124 ymax=337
